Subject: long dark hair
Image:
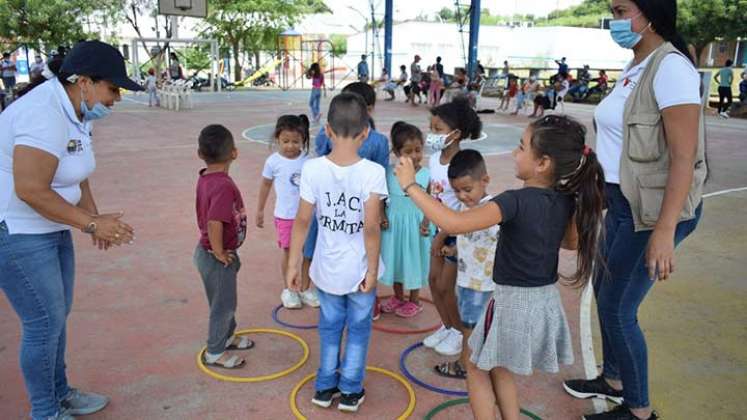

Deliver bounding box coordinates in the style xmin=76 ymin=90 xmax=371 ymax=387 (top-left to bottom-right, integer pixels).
xmin=273 ymin=114 xmax=310 ymax=151
xmin=529 ymin=115 xmax=606 ymax=287
xmin=430 ymin=97 xmax=482 ymax=140
xmin=631 ymin=0 xmax=694 ymax=64
xmin=307 ymin=62 xmax=321 ymax=78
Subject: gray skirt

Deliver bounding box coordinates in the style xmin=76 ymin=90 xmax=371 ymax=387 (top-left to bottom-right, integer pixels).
xmin=468 ymin=283 xmax=573 ymax=376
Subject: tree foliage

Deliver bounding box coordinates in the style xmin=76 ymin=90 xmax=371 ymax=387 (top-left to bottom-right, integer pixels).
xmin=0 ymin=0 xmax=96 ymax=52
xmin=200 ymin=0 xmax=328 ymax=81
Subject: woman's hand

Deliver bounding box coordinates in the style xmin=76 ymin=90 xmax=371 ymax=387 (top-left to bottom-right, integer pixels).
xmin=255 ymin=210 xmax=264 ymax=228
xmin=420 ymin=219 xmax=431 ymax=236
xmin=213 ymin=250 xmax=236 ymax=267
xmin=394 ymin=156 xmax=417 ymax=190
xmin=91 ymin=236 xmax=112 ymax=251
xmin=646 ymin=227 xmax=675 ymax=281
xmin=92 ymin=212 xmax=134 ymax=246
xmin=286 ymin=266 xmax=301 ymax=292
xmin=380 ymin=214 xmax=389 ymax=230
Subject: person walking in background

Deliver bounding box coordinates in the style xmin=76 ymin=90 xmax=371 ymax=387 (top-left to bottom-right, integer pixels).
xmin=715 ymin=59 xmax=734 ymax=118
xmin=357 ymin=55 xmax=369 ymax=83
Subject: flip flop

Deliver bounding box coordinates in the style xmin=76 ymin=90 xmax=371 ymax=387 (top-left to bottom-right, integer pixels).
xmin=203 ymin=354 xmax=246 ymax=369
xmin=434 ymin=361 xmax=467 ymax=380
xmin=225 ymin=335 xmax=255 ymax=351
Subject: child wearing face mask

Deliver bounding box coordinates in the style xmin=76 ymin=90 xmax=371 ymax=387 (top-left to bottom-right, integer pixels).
xmin=421 ymin=97 xmax=483 ymax=357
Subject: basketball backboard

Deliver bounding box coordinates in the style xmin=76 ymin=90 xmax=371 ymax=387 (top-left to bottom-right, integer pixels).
xmin=158 ymin=0 xmax=207 ymax=18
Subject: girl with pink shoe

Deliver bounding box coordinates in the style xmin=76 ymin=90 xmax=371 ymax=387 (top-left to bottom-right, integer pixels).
xmin=379 ymin=122 xmax=434 ymax=318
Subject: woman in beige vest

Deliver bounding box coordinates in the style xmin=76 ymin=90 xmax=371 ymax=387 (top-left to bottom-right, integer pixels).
xmin=563 ymin=1 xmax=706 ymax=419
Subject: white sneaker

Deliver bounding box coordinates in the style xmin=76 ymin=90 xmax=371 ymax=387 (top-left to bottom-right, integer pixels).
xmin=423 ymin=325 xmax=451 ymax=348
xmin=720 ymin=111 xmax=730 ymax=119
xmin=299 ymin=288 xmax=320 ymax=307
xmin=435 ymin=329 xmax=463 ymax=356
xmin=281 ymin=289 xmax=302 ymax=309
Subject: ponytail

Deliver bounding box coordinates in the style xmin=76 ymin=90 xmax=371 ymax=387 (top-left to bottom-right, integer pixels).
xmin=556 ymin=148 xmax=607 ymax=287
xmin=529 ymin=115 xmax=606 ymax=288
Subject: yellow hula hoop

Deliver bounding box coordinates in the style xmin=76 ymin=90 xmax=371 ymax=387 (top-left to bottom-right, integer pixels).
xmin=196 ymin=328 xmax=309 ymax=383
xmin=289 ymin=366 xmax=416 ymax=420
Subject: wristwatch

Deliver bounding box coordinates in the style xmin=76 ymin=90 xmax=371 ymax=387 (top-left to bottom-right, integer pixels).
xmin=82 ymin=220 xmax=97 ymax=234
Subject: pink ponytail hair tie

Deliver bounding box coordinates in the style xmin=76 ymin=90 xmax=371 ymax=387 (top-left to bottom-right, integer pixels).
xmin=583 ymin=145 xmax=592 ymax=156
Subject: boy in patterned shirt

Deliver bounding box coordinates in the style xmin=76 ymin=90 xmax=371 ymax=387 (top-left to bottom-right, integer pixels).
xmin=436 ymin=150 xmax=499 ymax=379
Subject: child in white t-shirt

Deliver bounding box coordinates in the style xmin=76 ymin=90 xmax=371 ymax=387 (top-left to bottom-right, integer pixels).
xmin=256 ymin=114 xmax=317 ymax=309
xmin=145 ymin=68 xmax=159 ymax=107
xmin=435 ymin=149 xmax=498 ymax=380
xmin=286 ymin=93 xmax=387 ymax=413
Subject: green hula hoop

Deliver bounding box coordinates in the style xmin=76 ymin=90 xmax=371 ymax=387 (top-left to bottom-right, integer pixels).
xmin=423 ymin=398 xmax=542 ymax=420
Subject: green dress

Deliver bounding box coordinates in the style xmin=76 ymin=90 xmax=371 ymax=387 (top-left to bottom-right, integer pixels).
xmin=380 ymin=166 xmax=433 ymax=289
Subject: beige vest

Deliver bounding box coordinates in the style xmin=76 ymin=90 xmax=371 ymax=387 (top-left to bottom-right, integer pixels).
xmin=619 ymin=42 xmax=708 ymax=232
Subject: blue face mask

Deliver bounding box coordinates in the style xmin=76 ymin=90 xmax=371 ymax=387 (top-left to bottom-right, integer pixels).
xmin=80 ymin=96 xmax=112 ymax=121
xmin=609 ymin=18 xmax=645 ymax=49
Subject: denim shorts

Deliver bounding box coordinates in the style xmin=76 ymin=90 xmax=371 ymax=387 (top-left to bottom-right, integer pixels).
xmin=444 ymin=235 xmax=457 ymax=264
xmin=457 ymin=286 xmax=492 ymax=329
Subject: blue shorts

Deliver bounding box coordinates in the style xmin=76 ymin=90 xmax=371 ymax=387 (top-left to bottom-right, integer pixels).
xmin=302 ymin=215 xmax=318 ymax=259
xmin=444 ymin=235 xmax=457 ymax=264
xmin=457 ymin=286 xmax=492 ymax=329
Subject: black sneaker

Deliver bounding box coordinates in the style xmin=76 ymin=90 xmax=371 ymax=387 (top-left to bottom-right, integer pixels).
xmin=564 ymin=376 xmax=624 ymax=404
xmin=338 ymin=389 xmax=366 ymax=412
xmin=582 ymin=404 xmax=659 ymax=420
xmin=311 ymin=387 xmax=341 ymax=408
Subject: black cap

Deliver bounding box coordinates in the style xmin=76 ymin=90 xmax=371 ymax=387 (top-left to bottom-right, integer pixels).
xmin=61 ymin=40 xmax=143 ymax=91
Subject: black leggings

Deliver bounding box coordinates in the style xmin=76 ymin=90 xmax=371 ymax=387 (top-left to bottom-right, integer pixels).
xmin=718 ymin=86 xmax=733 ymax=113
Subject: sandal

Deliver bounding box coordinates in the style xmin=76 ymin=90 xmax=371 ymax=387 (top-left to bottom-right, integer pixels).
xmin=380 ymin=296 xmax=406 ymax=313
xmin=395 ymin=301 xmax=424 ymax=318
xmin=434 ymin=361 xmax=467 ymax=379
xmin=203 ymin=353 xmax=246 ymax=369
xmin=225 ymin=335 xmax=255 ymax=351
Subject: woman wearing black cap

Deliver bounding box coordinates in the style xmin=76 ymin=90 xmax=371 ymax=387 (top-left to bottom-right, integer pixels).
xmin=0 ymin=40 xmax=141 ymax=420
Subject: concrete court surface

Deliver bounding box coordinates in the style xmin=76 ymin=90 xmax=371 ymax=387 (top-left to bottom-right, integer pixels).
xmin=0 ymin=89 xmax=745 ymax=420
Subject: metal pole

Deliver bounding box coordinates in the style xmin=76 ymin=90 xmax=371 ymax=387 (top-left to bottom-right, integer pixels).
xmin=132 ymin=39 xmax=140 ymax=82
xmin=467 ymin=0 xmax=481 ymax=80
xmin=384 ymin=0 xmax=393 ymax=77
xmin=370 ymin=1 xmax=376 ymax=80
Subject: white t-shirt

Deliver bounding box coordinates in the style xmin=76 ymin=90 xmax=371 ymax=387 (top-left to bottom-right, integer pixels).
xmin=1 ymin=58 xmax=15 ymax=77
xmin=300 ymin=157 xmax=388 ymax=295
xmin=595 ymin=53 xmax=701 ymax=184
xmin=145 ymin=75 xmax=157 ymax=91
xmin=261 ymin=151 xmax=308 ymax=219
xmin=429 ymin=151 xmax=460 ymax=210
xmin=0 ymin=78 xmax=96 ymax=234
xmin=457 ymin=195 xmax=499 ymax=292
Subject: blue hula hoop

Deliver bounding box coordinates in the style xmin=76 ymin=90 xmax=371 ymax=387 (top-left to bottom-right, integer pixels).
xmin=271 ymin=304 xmax=318 ymax=330
xmin=399 ymin=341 xmax=468 ymax=397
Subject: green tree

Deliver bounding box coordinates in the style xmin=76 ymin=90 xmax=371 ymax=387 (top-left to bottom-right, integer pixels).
xmin=679 ymin=0 xmax=747 ymax=66
xmin=437 ymin=7 xmax=454 ymax=21
xmin=181 ymin=46 xmax=211 ymax=74
xmin=0 ymin=0 xmax=95 ymax=53
xmin=329 ymin=34 xmax=347 ymax=58
xmin=201 ymin=0 xmax=328 ymax=82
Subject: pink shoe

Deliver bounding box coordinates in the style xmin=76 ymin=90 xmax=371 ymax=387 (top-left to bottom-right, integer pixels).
xmin=380 ymin=296 xmax=406 ymax=313
xmin=395 ymin=301 xmax=424 ymax=318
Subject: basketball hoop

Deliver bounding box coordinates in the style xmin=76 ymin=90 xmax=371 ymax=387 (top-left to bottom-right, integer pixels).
xmin=174 ymin=0 xmax=192 ymax=11
xmin=158 ymin=0 xmax=206 ymax=18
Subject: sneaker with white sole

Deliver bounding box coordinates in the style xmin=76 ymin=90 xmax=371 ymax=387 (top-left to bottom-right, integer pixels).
xmin=338 ymin=389 xmax=366 ymax=412
xmin=60 ymin=388 xmax=109 ymax=416
xmin=281 ymin=289 xmax=302 ymax=309
xmin=435 ymin=329 xmax=463 ymax=356
xmin=299 ymin=289 xmax=320 ymax=307
xmin=563 ymin=375 xmax=624 ymax=404
xmin=311 ymin=387 xmax=341 ymax=408
xmin=423 ymin=325 xmax=451 ymax=348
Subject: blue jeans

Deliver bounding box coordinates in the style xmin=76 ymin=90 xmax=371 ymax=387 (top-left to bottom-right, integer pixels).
xmin=302 ymin=215 xmax=318 ymax=259
xmin=594 ymin=184 xmax=702 ymax=408
xmin=315 ymin=288 xmax=376 ymax=394
xmin=0 ymin=221 xmax=74 ymax=419
xmin=309 ymin=88 xmax=322 ymax=120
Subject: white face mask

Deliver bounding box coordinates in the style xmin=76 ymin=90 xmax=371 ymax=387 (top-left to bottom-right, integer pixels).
xmin=426 ymin=130 xmax=457 ymax=151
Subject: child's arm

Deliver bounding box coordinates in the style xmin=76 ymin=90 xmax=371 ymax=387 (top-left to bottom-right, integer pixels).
xmin=255 ymin=177 xmax=273 ymax=228
xmin=420 ymin=183 xmax=433 ymax=236
xmin=361 ymin=194 xmax=383 ymax=293
xmin=207 ymin=221 xmax=234 ymax=267
xmin=396 ymin=157 xmax=502 ymax=234
xmin=286 ymin=199 xmax=314 ymax=292
xmin=561 ymin=213 xmax=579 ymax=251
